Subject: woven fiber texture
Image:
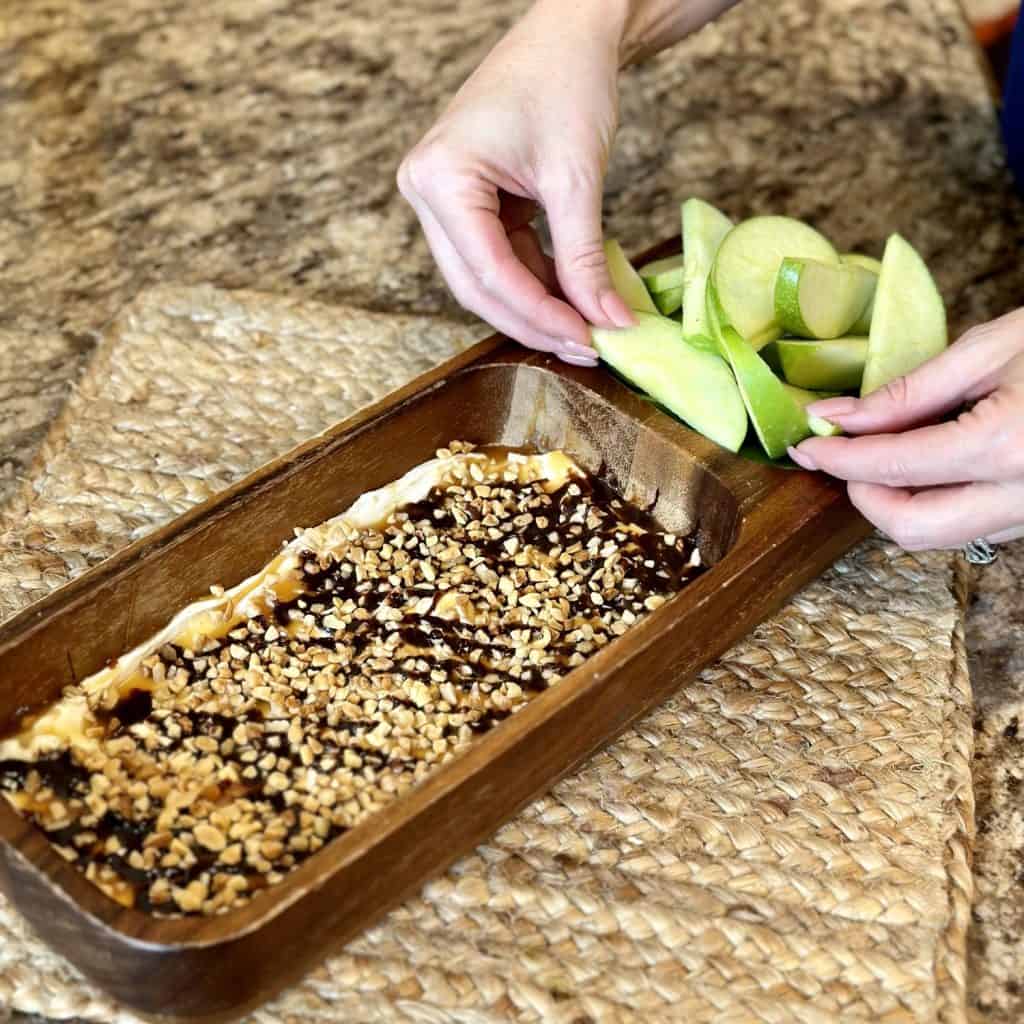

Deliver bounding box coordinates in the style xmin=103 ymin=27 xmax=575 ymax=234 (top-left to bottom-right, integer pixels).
xmin=0 ymin=287 xmax=973 ymax=1023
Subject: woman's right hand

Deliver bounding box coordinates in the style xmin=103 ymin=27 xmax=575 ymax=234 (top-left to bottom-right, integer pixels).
xmin=397 ymin=1 xmax=638 ymax=367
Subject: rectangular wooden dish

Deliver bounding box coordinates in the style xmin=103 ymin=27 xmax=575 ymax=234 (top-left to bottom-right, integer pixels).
xmin=0 ymin=273 xmax=871 ymax=1021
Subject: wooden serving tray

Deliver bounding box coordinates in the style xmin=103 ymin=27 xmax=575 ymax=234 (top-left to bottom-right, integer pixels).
xmin=0 ymin=282 xmax=871 ymax=1021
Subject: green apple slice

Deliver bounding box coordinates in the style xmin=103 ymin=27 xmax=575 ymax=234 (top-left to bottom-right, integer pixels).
xmin=769 ymin=337 xmax=868 ymax=391
xmin=591 ymin=311 xmax=748 ymax=452
xmin=773 ymin=258 xmax=877 ymax=339
xmin=841 ymin=253 xmax=882 ymax=273
xmin=861 ymin=234 xmax=947 ymax=396
xmin=639 ymin=254 xmax=684 ymax=293
xmin=712 ymin=215 xmax=840 ymax=350
xmin=842 ymin=253 xmax=883 ymax=334
xmin=681 ymin=198 xmax=733 ymax=350
xmin=706 ymin=283 xmax=811 ymax=458
xmin=652 ymin=285 xmax=683 ymax=316
xmin=781 ymin=383 xmax=843 ymax=437
xmin=604 ymin=239 xmax=657 ymax=314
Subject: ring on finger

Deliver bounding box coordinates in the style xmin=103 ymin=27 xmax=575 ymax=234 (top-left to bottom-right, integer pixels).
xmin=963 ymin=538 xmax=999 ymax=565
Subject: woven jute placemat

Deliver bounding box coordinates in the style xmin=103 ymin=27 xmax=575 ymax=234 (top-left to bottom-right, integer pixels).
xmin=0 ymin=286 xmax=974 ymax=1023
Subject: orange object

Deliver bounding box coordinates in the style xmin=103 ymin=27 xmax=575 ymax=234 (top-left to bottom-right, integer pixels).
xmin=976 ymin=5 xmax=1019 ymax=47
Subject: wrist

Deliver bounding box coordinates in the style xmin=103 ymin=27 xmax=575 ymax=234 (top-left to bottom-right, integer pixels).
xmin=523 ymin=0 xmax=632 ymax=65
xmin=625 ymin=0 xmax=741 ymax=64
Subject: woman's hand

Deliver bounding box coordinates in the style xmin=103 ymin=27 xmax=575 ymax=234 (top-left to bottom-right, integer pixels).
xmin=398 ymin=0 xmax=738 ymax=362
xmin=398 ymin=2 xmax=637 ymax=367
xmin=789 ymin=308 xmax=1024 ymax=550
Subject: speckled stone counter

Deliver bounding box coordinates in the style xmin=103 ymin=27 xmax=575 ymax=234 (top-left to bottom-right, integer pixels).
xmin=1 ymin=0 xmax=1023 ymax=1020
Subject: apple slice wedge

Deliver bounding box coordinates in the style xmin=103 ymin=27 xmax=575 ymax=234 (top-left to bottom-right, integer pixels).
xmin=768 ymin=337 xmax=868 ymax=391
xmin=604 ymin=239 xmax=657 ymax=314
xmin=773 ymin=258 xmax=877 ymax=340
xmin=652 ymin=285 xmax=683 ymax=316
xmin=781 ymin=383 xmax=843 ymax=437
xmin=706 ymin=283 xmax=811 ymax=458
xmin=841 ymin=253 xmax=883 ymax=335
xmin=712 ymin=215 xmax=840 ymax=350
xmin=861 ymin=234 xmax=947 ymax=396
xmin=590 ymin=311 xmax=748 ymax=452
xmin=639 ymin=254 xmax=684 ymax=293
xmin=681 ymin=198 xmax=733 ymax=350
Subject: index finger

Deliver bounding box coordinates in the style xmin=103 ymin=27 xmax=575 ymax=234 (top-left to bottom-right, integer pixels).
xmin=806 ymin=309 xmax=1024 ymax=435
xmin=423 ymin=171 xmax=599 ymax=347
xmin=788 ymin=417 xmax=991 ymax=487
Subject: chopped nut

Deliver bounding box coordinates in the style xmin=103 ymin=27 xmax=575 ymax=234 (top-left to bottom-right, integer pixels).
xmin=194 ymin=824 xmax=227 ymax=853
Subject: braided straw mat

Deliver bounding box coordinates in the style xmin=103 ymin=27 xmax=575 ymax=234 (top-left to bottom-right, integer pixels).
xmin=0 ymin=286 xmax=973 ymax=1024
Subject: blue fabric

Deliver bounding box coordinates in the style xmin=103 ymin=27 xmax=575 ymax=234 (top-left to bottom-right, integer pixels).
xmin=1005 ymin=15 xmax=1024 ymax=187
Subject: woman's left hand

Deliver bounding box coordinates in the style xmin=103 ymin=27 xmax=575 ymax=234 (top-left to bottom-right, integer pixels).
xmin=788 ymin=307 xmax=1024 ymax=550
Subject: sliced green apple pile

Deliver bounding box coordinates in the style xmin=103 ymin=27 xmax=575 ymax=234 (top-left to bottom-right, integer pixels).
xmin=592 ymin=201 xmax=947 ymax=461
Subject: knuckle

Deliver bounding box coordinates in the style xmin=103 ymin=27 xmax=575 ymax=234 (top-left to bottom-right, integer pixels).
xmin=880 ymin=373 xmax=913 ymax=410
xmin=540 ymin=167 xmax=604 ymax=213
xmin=962 ymin=394 xmax=1024 ymax=478
xmin=398 ymin=140 xmax=450 ymax=198
xmin=540 ymin=161 xmax=603 ymax=199
xmin=562 ymin=240 xmax=608 ymax=278
xmin=877 ymin=455 xmax=913 ymax=487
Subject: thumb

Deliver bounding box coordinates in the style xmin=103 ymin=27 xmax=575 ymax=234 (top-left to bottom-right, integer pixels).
xmin=806 ymin=310 xmax=1024 ymax=434
xmin=543 ymin=178 xmax=634 ymax=329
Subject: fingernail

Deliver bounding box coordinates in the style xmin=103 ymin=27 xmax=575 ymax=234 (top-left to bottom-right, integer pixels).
xmin=562 ymin=339 xmax=596 ymax=358
xmin=805 ymin=397 xmax=859 ymax=419
xmin=787 ymin=445 xmax=818 ymax=471
xmin=558 ymin=351 xmax=599 ymax=368
xmin=599 ymin=289 xmax=636 ymax=329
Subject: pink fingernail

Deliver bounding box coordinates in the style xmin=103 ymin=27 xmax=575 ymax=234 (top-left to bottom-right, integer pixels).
xmin=600 ymin=290 xmax=636 ymax=329
xmin=805 ymin=397 xmax=859 ymax=419
xmin=562 ymin=340 xmax=597 ymax=358
xmin=559 ymin=351 xmax=599 ymax=368
xmin=788 ymin=445 xmax=818 ymax=471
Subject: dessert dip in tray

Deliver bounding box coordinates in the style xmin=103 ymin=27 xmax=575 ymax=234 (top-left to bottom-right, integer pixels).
xmin=0 ymin=327 xmax=869 ymax=1021
xmin=1 ymin=445 xmax=703 ymax=918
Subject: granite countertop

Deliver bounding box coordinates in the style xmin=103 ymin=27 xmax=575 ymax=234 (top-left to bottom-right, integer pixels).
xmin=2 ymin=0 xmax=1024 ymax=1020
